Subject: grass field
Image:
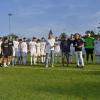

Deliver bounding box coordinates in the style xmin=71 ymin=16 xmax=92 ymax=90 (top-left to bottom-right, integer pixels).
xmin=0 ymin=64 xmax=100 ymax=100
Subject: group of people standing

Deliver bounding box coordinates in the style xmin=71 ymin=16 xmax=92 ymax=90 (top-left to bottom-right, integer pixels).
xmin=0 ymin=31 xmax=100 ymax=68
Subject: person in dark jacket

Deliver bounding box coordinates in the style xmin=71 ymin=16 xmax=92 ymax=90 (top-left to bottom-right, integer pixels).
xmin=73 ymin=33 xmax=84 ymax=68
xmin=60 ymin=34 xmax=72 ymax=66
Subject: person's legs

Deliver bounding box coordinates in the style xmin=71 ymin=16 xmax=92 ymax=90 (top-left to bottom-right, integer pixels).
xmin=79 ymin=51 xmax=84 ymax=67
xmin=90 ymin=49 xmax=94 ymax=63
xmin=50 ymin=50 xmax=54 ymax=67
xmin=45 ymin=53 xmax=49 ymax=67
xmin=95 ymin=55 xmax=99 ymax=64
xmin=3 ymin=55 xmax=8 ymax=67
xmin=75 ymin=52 xmax=79 ymax=67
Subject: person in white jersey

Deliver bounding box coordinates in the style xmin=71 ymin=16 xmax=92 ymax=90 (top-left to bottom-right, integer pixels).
xmin=29 ymin=37 xmax=37 ymax=65
xmin=13 ymin=37 xmax=19 ymax=65
xmin=94 ymin=37 xmax=100 ymax=63
xmin=40 ymin=37 xmax=46 ymax=64
xmin=21 ymin=38 xmax=27 ymax=65
xmin=45 ymin=40 xmax=51 ymax=68
xmin=54 ymin=37 xmax=61 ymax=64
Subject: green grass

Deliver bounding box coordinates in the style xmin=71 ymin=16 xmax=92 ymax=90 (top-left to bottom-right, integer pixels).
xmin=0 ymin=64 xmax=100 ymax=100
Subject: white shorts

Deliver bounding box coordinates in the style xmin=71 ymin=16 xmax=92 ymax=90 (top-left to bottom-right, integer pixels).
xmin=41 ymin=49 xmax=45 ymax=55
xmin=37 ymin=51 xmax=41 ymax=56
xmin=30 ymin=50 xmax=37 ymax=57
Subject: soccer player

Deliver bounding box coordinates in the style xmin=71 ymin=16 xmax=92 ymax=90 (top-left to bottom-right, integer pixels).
xmin=8 ymin=37 xmax=14 ymax=66
xmin=0 ymin=37 xmax=3 ymax=67
xmin=84 ymin=33 xmax=95 ymax=63
xmin=1 ymin=37 xmax=9 ymax=67
xmin=40 ymin=37 xmax=46 ymax=64
xmin=13 ymin=37 xmax=19 ymax=65
xmin=36 ymin=39 xmax=41 ymax=63
xmin=73 ymin=33 xmax=84 ymax=68
xmin=54 ymin=37 xmax=61 ymax=64
xmin=45 ymin=40 xmax=51 ymax=68
xmin=21 ymin=38 xmax=28 ymax=65
xmin=60 ymin=34 xmax=71 ymax=67
xmin=94 ymin=37 xmax=100 ymax=63
xmin=48 ymin=31 xmax=55 ymax=67
xmin=29 ymin=37 xmax=37 ymax=65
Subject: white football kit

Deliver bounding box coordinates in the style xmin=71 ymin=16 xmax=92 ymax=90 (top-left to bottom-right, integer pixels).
xmin=13 ymin=41 xmax=19 ymax=57
xmin=40 ymin=42 xmax=46 ymax=55
xmin=21 ymin=42 xmax=27 ymax=65
xmin=29 ymin=41 xmax=37 ymax=56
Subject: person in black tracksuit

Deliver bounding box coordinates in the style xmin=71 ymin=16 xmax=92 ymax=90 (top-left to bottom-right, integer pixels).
xmin=8 ymin=38 xmax=14 ymax=65
xmin=1 ymin=37 xmax=9 ymax=67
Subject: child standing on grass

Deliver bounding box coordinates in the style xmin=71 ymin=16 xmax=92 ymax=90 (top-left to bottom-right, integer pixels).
xmin=94 ymin=37 xmax=100 ymax=64
xmin=73 ymin=33 xmax=84 ymax=68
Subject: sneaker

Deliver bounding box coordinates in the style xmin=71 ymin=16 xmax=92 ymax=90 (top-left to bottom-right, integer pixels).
xmin=4 ymin=65 xmax=8 ymax=67
xmin=51 ymin=65 xmax=54 ymax=68
xmin=46 ymin=65 xmax=48 ymax=68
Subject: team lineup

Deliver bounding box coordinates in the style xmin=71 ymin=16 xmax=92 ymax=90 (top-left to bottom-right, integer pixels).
xmin=0 ymin=31 xmax=100 ymax=68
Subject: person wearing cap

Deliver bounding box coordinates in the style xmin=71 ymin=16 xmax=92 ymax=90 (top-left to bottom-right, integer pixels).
xmin=60 ymin=34 xmax=72 ymax=67
xmin=73 ymin=33 xmax=84 ymax=68
xmin=84 ymin=33 xmax=95 ymax=63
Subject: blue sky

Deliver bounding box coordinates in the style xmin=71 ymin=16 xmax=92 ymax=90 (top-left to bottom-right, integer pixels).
xmin=0 ymin=0 xmax=100 ymax=38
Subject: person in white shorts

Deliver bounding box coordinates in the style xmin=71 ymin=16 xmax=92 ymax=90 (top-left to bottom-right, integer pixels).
xmin=45 ymin=40 xmax=51 ymax=68
xmin=36 ymin=39 xmax=41 ymax=63
xmin=21 ymin=38 xmax=27 ymax=65
xmin=40 ymin=37 xmax=46 ymax=63
xmin=54 ymin=37 xmax=61 ymax=64
xmin=29 ymin=37 xmax=37 ymax=65
xmin=13 ymin=37 xmax=19 ymax=65
xmin=94 ymin=37 xmax=100 ymax=63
